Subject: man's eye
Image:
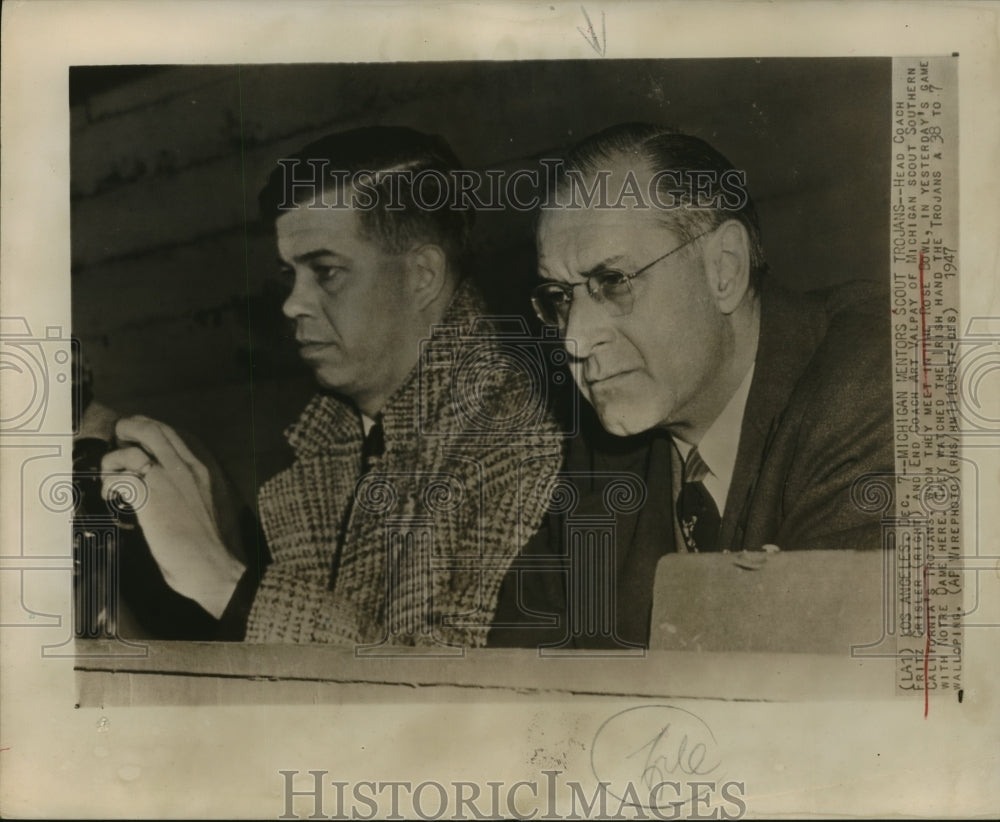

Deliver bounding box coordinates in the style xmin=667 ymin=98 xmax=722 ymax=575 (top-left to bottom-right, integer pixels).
xmin=595 ymin=271 xmax=631 ymax=295
xmin=313 ymin=265 xmax=345 ymax=286
xmin=545 ymin=287 xmax=572 ymax=305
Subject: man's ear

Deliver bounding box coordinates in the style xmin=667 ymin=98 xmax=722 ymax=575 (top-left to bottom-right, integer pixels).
xmin=704 ymin=220 xmax=751 ymax=314
xmin=406 ymin=243 xmax=449 ymax=311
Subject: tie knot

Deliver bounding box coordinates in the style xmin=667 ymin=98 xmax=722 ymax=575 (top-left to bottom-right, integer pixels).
xmin=683 ymin=448 xmax=710 ymax=485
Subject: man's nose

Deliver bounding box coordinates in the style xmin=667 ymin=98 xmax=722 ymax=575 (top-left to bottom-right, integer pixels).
xmin=563 ymin=288 xmax=614 ymax=360
xmin=281 ymin=271 xmax=315 ymax=320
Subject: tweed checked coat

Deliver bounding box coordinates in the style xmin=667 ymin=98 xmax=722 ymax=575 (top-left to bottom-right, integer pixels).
xmin=244 ymin=281 xmax=564 ymax=646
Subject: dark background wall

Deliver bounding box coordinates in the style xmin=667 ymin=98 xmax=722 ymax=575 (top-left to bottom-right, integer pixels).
xmin=70 ymin=59 xmax=891 ymax=506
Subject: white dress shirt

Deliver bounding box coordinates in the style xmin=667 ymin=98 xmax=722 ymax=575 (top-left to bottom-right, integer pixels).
xmin=672 ymin=363 xmax=756 ymax=517
xmin=360 ymin=413 xmax=378 ymax=437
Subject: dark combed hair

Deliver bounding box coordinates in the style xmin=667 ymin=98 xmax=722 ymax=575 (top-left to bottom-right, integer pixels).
xmin=553 ymin=122 xmax=768 ymax=287
xmin=258 ymin=125 xmax=474 ymax=271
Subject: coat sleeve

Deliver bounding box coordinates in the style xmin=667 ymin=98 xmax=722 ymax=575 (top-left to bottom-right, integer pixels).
xmin=487 ymin=510 xmax=569 ymax=648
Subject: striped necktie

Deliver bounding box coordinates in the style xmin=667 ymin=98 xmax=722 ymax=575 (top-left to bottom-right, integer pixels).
xmin=676 ymin=447 xmax=721 ymax=552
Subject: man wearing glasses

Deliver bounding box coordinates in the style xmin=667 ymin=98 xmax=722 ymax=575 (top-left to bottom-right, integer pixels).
xmin=489 ymin=123 xmax=894 ymax=649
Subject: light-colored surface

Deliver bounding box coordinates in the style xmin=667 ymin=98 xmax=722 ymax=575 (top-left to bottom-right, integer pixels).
xmin=73 ymin=642 xmax=894 ymax=705
xmin=650 ymin=550 xmax=887 ymax=654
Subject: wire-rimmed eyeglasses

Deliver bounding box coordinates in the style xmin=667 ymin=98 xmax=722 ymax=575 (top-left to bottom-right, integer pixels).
xmin=531 ymin=230 xmax=710 ymax=329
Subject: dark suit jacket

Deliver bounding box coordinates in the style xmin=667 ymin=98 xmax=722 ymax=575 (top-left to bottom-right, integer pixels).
xmin=488 ymin=280 xmax=894 ymax=649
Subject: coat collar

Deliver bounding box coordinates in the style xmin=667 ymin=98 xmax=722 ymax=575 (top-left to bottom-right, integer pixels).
xmin=285 ymin=279 xmax=487 ymax=457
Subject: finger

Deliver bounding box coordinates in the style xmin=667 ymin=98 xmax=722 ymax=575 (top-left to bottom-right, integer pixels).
xmin=117 ymin=414 xmax=204 ymax=477
xmin=118 ymin=415 xmax=212 ymax=501
xmin=100 ymin=446 xmax=155 ymax=504
xmin=101 ymin=445 xmax=154 ymax=475
xmin=154 ymin=420 xmax=212 ymax=490
xmin=115 ymin=416 xmax=212 ymax=514
xmin=114 ymin=415 xmax=189 ymax=477
xmin=100 ymin=471 xmax=153 ymax=506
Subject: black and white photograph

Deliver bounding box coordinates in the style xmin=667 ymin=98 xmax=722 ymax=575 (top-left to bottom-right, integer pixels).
xmin=1 ymin=1 xmax=998 ymax=818
xmin=68 ymin=57 xmax=896 ymax=656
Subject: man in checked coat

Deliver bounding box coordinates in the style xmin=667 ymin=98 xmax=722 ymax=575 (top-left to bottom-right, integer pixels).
xmin=101 ymin=127 xmax=564 ymax=647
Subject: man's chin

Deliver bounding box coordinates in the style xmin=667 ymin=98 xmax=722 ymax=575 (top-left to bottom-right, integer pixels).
xmin=311 ymin=367 xmax=350 ymax=393
xmin=591 ymin=401 xmax=658 ymax=438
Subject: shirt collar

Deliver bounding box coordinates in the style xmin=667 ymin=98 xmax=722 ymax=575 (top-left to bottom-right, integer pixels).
xmin=672 ymin=363 xmax=755 ymax=511
xmin=285 ymin=279 xmax=486 ymax=456
xmin=360 ymin=414 xmax=378 ymax=437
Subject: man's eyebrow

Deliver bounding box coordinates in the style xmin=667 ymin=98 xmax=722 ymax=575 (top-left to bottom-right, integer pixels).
xmin=579 ymin=254 xmax=628 ymax=279
xmin=536 ymin=254 xmax=628 ymax=284
xmin=280 ymin=249 xmax=351 ymax=265
xmin=538 ymin=253 xmax=628 ymax=283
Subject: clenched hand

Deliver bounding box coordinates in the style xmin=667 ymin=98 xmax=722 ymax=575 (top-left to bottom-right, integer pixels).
xmin=101 ymin=415 xmax=246 ymax=619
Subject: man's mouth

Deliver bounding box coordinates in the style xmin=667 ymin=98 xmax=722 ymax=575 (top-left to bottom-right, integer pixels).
xmin=586 ymin=369 xmax=637 ymax=387
xmin=296 ymin=340 xmax=334 ymax=356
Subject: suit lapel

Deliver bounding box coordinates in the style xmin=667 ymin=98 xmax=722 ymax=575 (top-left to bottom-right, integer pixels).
xmin=630 ymin=431 xmax=677 ymax=557
xmin=719 ymin=284 xmax=826 ymax=552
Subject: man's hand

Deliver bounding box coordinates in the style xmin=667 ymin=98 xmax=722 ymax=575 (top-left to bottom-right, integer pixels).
xmin=101 ymin=415 xmax=246 ymax=619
